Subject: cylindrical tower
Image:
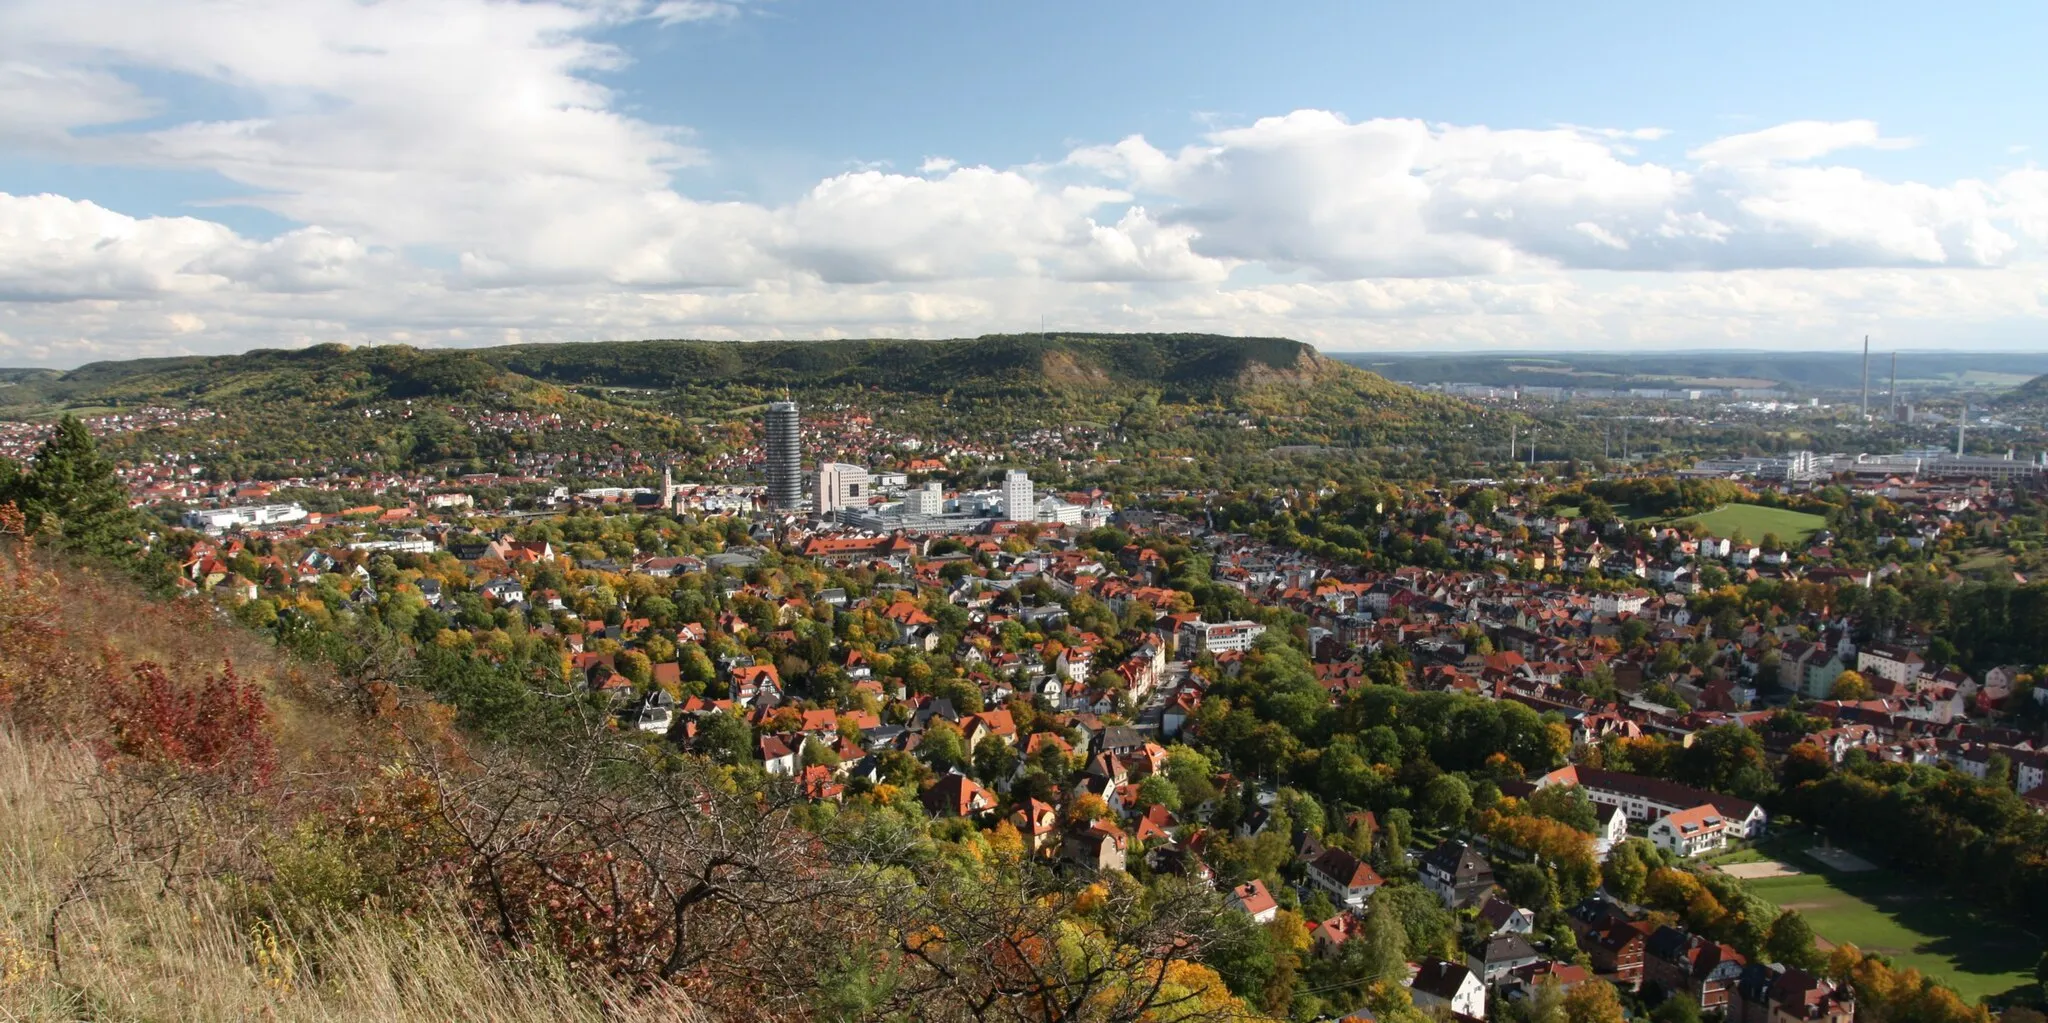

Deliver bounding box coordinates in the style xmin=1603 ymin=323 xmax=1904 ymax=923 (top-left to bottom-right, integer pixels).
xmin=764 ymin=401 xmax=803 ymax=510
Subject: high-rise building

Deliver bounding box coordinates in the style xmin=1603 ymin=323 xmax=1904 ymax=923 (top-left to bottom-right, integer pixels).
xmin=815 ymin=462 xmax=869 ymax=515
xmin=1002 ymin=469 xmax=1033 ymax=522
xmin=764 ymin=401 xmax=803 ymax=510
xmin=912 ymin=480 xmax=945 ymax=516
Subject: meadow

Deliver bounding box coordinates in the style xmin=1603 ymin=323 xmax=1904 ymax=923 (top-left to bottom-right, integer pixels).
xmin=1654 ymin=502 xmax=1828 ymax=542
xmin=1746 ymin=862 xmax=2040 ymax=1004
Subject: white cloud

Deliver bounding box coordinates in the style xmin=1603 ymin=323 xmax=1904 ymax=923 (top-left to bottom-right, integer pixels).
xmin=0 ymin=191 xmax=391 ymax=303
xmin=0 ymin=0 xmax=2043 ymax=363
xmin=1688 ymin=120 xmax=1914 ymax=167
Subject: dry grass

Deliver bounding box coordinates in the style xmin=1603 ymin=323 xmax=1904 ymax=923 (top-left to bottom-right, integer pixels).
xmin=0 ymin=727 xmax=708 ymax=1023
xmin=0 ymin=548 xmax=716 ymax=1023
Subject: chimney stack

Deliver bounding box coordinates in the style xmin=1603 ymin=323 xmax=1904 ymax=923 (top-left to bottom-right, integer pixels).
xmin=1860 ymin=336 xmax=1870 ymax=423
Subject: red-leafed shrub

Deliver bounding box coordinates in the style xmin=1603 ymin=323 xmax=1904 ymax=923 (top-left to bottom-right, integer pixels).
xmin=103 ymin=659 xmax=276 ymax=789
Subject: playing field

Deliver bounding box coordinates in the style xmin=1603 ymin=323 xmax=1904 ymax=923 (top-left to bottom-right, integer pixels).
xmin=1658 ymin=503 xmax=1827 ymax=542
xmin=1746 ymin=864 xmax=2039 ymax=1004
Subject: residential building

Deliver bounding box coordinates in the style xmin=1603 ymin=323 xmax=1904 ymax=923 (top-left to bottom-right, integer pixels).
xmin=1305 ymin=848 xmax=1384 ymax=910
xmin=1469 ymin=932 xmax=1541 ymax=982
xmin=1733 ymin=964 xmax=1855 ymax=1023
xmin=1410 ymin=960 xmax=1486 ymax=1019
xmin=1180 ymin=619 xmax=1267 ymax=656
xmin=1477 ymin=893 xmax=1535 ymax=936
xmin=1646 ymin=927 xmax=1746 ymax=1012
xmin=1649 ymin=804 xmax=1736 ymax=858
xmin=1420 ymin=840 xmax=1496 ymax=908
xmin=1542 ymin=766 xmax=1766 ymax=838
xmin=1227 ymin=879 xmax=1279 ymax=924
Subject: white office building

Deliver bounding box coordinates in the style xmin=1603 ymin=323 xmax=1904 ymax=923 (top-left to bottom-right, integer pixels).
xmin=1002 ymin=469 xmax=1033 ymax=522
xmin=182 ymin=503 xmax=309 ymax=533
xmin=1033 ymin=495 xmax=1085 ymax=525
xmin=815 ymin=462 xmax=871 ymax=515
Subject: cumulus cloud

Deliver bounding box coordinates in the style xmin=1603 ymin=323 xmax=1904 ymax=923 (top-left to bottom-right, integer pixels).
xmin=0 ymin=192 xmax=391 ymax=303
xmin=0 ymin=0 xmax=2044 ymax=363
xmin=1075 ymin=112 xmax=2023 ymax=275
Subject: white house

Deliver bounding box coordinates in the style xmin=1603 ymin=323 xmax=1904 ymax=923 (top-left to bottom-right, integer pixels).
xmin=1594 ymin=802 xmax=1630 ymax=859
xmin=1648 ymin=804 xmax=1735 ymax=858
xmin=1226 ymin=879 xmax=1278 ymax=924
xmin=1410 ymin=960 xmax=1486 ymax=1019
xmin=1305 ymin=848 xmax=1384 ymax=911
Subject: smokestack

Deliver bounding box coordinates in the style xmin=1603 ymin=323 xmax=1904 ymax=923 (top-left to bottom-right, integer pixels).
xmin=1958 ymin=403 xmax=1967 ymax=456
xmin=1889 ymin=352 xmax=1898 ymax=422
xmin=1860 ymin=336 xmax=1870 ymax=423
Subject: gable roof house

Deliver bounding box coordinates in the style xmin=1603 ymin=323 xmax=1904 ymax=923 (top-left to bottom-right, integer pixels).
xmin=1477 ymin=893 xmax=1536 ymax=936
xmin=1469 ymin=932 xmax=1542 ymax=982
xmin=1305 ymin=848 xmax=1385 ymax=910
xmin=1420 ymin=840 xmax=1496 ymax=909
xmin=1409 ymin=959 xmax=1486 ymax=1020
xmin=1062 ymin=819 xmax=1128 ymax=873
xmin=922 ymin=771 xmax=996 ymax=819
xmin=1227 ymin=879 xmax=1279 ymax=924
xmin=1646 ymin=926 xmax=1746 ymax=1012
xmin=1648 ymin=804 xmax=1736 ymax=858
xmin=1733 ymin=963 xmax=1854 ymax=1023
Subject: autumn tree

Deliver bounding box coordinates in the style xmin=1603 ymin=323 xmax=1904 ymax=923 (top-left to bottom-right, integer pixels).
xmin=1830 ymin=670 xmax=1874 ymax=701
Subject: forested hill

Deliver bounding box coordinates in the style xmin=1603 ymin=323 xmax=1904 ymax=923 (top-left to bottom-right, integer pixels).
xmin=1997 ymin=371 xmax=2048 ymax=405
xmin=2 ymin=333 xmax=1427 ymax=412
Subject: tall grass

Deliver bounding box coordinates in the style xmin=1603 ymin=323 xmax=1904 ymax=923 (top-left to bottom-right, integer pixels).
xmin=0 ymin=730 xmax=700 ymax=1023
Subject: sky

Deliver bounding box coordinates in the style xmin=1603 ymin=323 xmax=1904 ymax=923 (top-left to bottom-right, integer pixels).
xmin=3 ymin=0 xmax=2047 ymax=367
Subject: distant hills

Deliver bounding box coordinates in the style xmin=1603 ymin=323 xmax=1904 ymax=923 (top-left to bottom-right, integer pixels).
xmin=1342 ymin=351 xmax=2048 ymax=394
xmin=0 ymin=333 xmax=1433 ymax=414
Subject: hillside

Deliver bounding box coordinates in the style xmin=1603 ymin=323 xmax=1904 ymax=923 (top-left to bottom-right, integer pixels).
xmin=1 ymin=333 xmax=1416 ymax=412
xmin=1997 ymin=371 xmax=2048 ymax=405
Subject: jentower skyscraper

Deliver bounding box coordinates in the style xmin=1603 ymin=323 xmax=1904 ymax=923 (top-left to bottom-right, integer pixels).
xmin=764 ymin=401 xmax=803 ymax=510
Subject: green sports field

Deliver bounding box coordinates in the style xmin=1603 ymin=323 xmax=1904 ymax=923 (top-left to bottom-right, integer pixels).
xmin=1746 ymin=862 xmax=2039 ymax=1004
xmin=1657 ymin=503 xmax=1827 ymax=543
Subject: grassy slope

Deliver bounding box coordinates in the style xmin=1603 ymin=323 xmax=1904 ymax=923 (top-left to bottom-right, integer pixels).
xmin=0 ymin=555 xmax=704 ymax=1022
xmin=1746 ymin=865 xmax=2039 ymax=1004
xmin=0 ymin=731 xmax=704 ymax=1023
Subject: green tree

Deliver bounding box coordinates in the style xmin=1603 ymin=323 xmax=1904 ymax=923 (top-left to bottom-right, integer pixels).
xmin=919 ymin=721 xmax=968 ymax=772
xmin=1379 ymin=808 xmax=1414 ymax=873
xmin=1420 ymin=773 xmax=1473 ymax=830
xmin=800 ymin=736 xmax=840 ymax=771
xmin=1604 ymin=838 xmax=1655 ymax=903
xmin=970 ymin=736 xmax=1018 ymax=785
xmin=1355 ymin=892 xmax=1409 ymax=990
xmin=695 ymin=711 xmax=754 ymax=765
xmin=616 ymin=649 xmax=653 ymax=686
xmin=1651 ymin=994 xmax=1701 ymax=1023
xmin=1764 ymin=909 xmax=1823 ymax=971
xmin=1375 ymin=883 xmax=1456 ymax=961
xmin=17 ymin=414 xmax=141 ymax=557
